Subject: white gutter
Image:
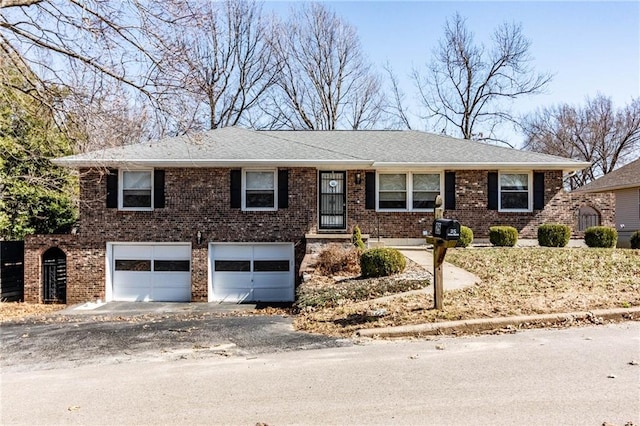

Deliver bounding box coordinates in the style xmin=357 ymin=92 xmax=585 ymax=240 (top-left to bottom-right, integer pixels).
xmin=372 ymin=161 xmax=591 ymax=172
xmin=53 ymin=158 xmax=591 ymax=173
xmin=52 ymin=158 xmax=376 ymax=168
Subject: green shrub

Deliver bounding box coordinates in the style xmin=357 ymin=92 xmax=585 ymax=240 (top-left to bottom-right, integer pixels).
xmin=352 ymin=225 xmax=366 ymax=251
xmin=456 ymin=225 xmax=474 ymax=248
xmin=360 ymin=247 xmax=406 ymax=278
xmin=584 ymin=226 xmax=618 ymax=248
xmin=631 ymin=230 xmax=640 ymax=249
xmin=537 ymin=224 xmax=571 ymax=247
xmin=489 ymin=226 xmax=518 ymax=247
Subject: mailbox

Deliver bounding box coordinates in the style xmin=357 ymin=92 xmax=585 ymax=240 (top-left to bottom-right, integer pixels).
xmin=432 ymin=219 xmax=461 ymax=241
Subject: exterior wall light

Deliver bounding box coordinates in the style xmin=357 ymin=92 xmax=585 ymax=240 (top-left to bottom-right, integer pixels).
xmin=355 ymin=172 xmax=362 ymax=185
xmin=196 ymin=230 xmax=202 ymax=245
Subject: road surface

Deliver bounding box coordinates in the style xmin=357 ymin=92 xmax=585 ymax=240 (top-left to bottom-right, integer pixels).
xmin=2 ymin=322 xmax=639 ymax=425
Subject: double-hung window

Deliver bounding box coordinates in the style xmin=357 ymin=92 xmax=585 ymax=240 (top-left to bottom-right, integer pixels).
xmin=378 ymin=174 xmax=407 ymax=209
xmin=378 ymin=172 xmax=442 ymax=211
xmin=120 ymin=170 xmax=153 ymax=210
xmin=499 ymin=172 xmax=531 ymax=212
xmin=412 ymin=174 xmax=441 ymax=209
xmin=244 ymin=170 xmax=276 ymax=210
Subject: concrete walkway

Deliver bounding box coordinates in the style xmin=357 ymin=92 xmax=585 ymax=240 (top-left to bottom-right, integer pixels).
xmin=398 ymin=247 xmax=481 ymax=290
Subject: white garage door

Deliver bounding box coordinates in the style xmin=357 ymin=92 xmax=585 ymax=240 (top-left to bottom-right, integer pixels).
xmin=110 ymin=244 xmax=191 ymax=302
xmin=209 ymin=243 xmax=294 ymax=303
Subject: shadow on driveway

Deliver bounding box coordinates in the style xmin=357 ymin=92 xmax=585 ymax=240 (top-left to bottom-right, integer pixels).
xmin=0 ymin=302 xmax=351 ymax=372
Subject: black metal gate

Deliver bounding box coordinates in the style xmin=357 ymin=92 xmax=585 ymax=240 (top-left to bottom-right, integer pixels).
xmin=42 ymin=247 xmax=66 ymax=304
xmin=0 ymin=241 xmax=24 ymax=302
xmin=578 ymin=206 xmax=601 ymax=231
xmin=319 ymin=171 xmax=346 ymax=230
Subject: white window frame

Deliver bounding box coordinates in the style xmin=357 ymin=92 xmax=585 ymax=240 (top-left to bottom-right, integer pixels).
xmin=242 ymin=169 xmax=278 ymax=211
xmin=119 ymin=169 xmax=154 ymax=211
xmin=498 ymin=171 xmax=533 ymax=213
xmin=376 ymin=172 xmax=443 ymax=212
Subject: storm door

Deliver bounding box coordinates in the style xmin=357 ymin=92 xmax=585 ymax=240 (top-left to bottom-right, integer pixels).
xmin=319 ymin=171 xmax=346 ymax=230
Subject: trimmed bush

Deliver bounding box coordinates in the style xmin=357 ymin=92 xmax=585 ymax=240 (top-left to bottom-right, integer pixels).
xmin=489 ymin=226 xmax=518 ymax=247
xmin=631 ymin=230 xmax=640 ymax=249
xmin=456 ymin=225 xmax=474 ymax=248
xmin=538 ymin=224 xmax=571 ymax=247
xmin=352 ymin=225 xmax=366 ymax=251
xmin=584 ymin=226 xmax=618 ymax=248
xmin=360 ymin=247 xmax=406 ymax=278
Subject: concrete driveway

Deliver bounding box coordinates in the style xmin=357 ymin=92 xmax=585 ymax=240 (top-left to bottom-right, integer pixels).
xmin=0 ymin=302 xmax=351 ymax=372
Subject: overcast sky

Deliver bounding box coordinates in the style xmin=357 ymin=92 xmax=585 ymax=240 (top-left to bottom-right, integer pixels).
xmin=267 ymin=1 xmax=639 ymax=145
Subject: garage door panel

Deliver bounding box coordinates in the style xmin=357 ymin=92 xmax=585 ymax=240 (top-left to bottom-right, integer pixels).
xmin=253 ymin=244 xmax=291 ymax=259
xmin=211 ymin=285 xmax=252 ymax=302
xmin=112 ymin=273 xmax=152 ymax=301
xmin=111 ymin=243 xmax=191 ymax=302
xmin=253 ymin=288 xmax=292 ymax=302
xmin=213 ymin=245 xmax=252 ymax=259
xmin=151 ymin=287 xmax=191 ymax=302
xmin=113 ymin=245 xmax=154 ymax=259
xmin=153 ymin=245 xmax=191 ymax=259
xmin=210 ymin=243 xmax=294 ymax=303
xmin=251 ymin=272 xmax=291 ymax=288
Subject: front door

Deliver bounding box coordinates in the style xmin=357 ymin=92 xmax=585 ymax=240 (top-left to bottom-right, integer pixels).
xmin=319 ymin=171 xmax=346 ymax=230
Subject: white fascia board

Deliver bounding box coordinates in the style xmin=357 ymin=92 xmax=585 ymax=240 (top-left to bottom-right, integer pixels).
xmin=574 ymin=183 xmax=640 ymax=194
xmin=53 ymin=158 xmax=375 ymax=169
xmin=371 ymin=161 xmax=591 ymax=172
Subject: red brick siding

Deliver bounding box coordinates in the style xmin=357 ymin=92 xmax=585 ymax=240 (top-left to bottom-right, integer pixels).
xmin=346 ymin=169 xmax=614 ymax=239
xmin=24 ymin=167 xmax=614 ymax=303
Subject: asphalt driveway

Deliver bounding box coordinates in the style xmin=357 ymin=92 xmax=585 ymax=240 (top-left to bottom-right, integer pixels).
xmin=0 ymin=302 xmax=351 ymax=372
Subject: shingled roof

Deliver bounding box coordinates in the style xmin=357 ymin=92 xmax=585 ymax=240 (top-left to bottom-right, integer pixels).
xmin=54 ymin=127 xmax=589 ymax=171
xmin=575 ymin=157 xmax=640 ymax=193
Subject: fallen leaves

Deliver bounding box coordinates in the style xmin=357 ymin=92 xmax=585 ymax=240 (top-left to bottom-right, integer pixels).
xmin=0 ymin=302 xmax=66 ymax=322
xmin=296 ymin=248 xmax=640 ymax=336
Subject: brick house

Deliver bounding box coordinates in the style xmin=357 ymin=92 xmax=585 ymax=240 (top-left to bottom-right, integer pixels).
xmin=575 ymin=157 xmax=640 ymax=247
xmin=24 ymin=127 xmax=613 ymax=304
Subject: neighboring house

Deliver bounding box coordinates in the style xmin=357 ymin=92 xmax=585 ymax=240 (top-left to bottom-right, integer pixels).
xmin=23 ymin=127 xmax=614 ymax=304
xmin=575 ymin=157 xmax=640 ymax=248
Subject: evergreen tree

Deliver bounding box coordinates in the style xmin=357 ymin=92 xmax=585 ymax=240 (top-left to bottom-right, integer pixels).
xmin=0 ymin=52 xmax=77 ymax=239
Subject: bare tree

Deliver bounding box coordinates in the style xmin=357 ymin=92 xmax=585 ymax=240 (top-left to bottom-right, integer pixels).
xmin=0 ymin=0 xmax=166 ymax=98
xmin=414 ymin=13 xmax=552 ymax=145
xmin=62 ymin=69 xmax=153 ymax=152
xmin=148 ymin=0 xmax=279 ymax=133
xmin=265 ymin=3 xmax=384 ymax=130
xmin=383 ymin=63 xmax=413 ymax=130
xmin=522 ymin=95 xmax=640 ymax=189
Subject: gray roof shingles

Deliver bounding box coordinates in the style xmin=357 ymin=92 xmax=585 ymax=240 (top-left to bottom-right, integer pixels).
xmin=54 ymin=127 xmax=589 ymax=170
xmin=575 ymin=157 xmax=640 ymax=192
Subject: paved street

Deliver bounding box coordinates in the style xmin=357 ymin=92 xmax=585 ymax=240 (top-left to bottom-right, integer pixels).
xmin=2 ymin=322 xmax=638 ymax=425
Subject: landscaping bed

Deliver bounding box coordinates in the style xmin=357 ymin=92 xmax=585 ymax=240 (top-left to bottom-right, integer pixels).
xmin=294 ymin=247 xmax=640 ymax=336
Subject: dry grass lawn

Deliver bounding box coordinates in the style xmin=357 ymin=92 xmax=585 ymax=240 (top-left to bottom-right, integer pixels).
xmin=294 ymin=248 xmax=640 ymax=336
xmin=0 ymin=302 xmax=66 ymax=322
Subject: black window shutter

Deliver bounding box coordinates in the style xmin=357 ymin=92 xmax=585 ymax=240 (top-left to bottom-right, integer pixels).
xmin=445 ymin=172 xmax=456 ymax=210
xmin=154 ymin=170 xmax=165 ymax=208
xmin=533 ymin=172 xmax=545 ymax=210
xmin=106 ymin=168 xmax=118 ymax=208
xmin=487 ymin=172 xmax=498 ymax=210
xmin=365 ymin=172 xmax=375 ymax=210
xmin=278 ymin=169 xmax=289 ymax=209
xmin=230 ymin=170 xmax=241 ymax=208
